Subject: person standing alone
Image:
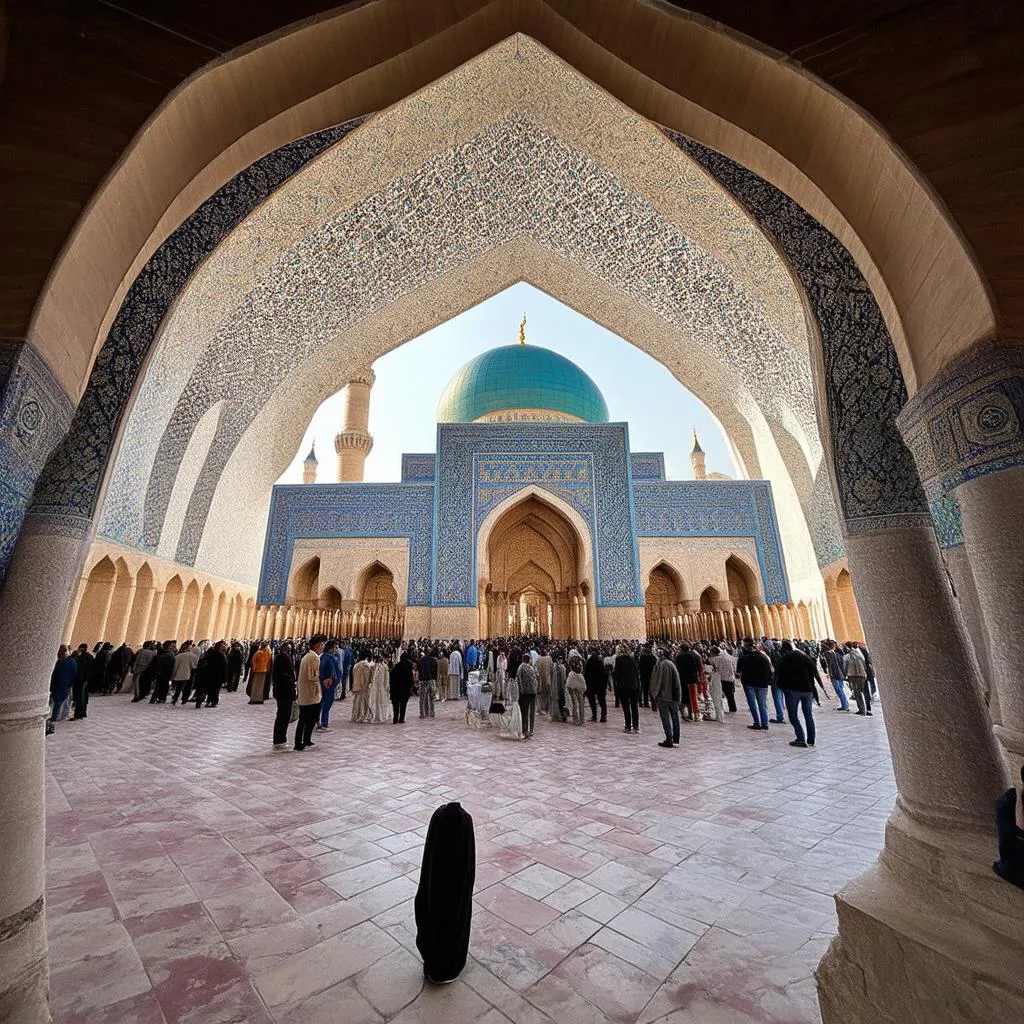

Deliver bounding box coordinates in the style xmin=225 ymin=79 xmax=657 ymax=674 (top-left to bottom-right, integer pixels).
xmin=295 ymin=636 xmax=325 ymax=751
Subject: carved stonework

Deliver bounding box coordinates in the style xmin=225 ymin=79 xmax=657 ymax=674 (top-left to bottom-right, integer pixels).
xmin=897 ymin=340 xmax=1024 ymax=494
xmin=334 ymin=431 xmax=374 ymax=454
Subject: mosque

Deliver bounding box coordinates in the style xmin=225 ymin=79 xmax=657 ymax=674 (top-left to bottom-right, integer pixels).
xmin=258 ymin=326 xmax=795 ymax=643
xmin=2 ymin=3 xmax=1022 ymax=1022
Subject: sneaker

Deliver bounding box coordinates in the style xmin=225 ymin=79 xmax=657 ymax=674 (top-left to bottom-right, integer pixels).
xmin=789 ymin=740 xmax=808 ymax=747
xmin=624 ymin=726 xmax=632 ymax=733
xmin=633 ymin=727 xmax=641 ymax=734
xmin=658 ymin=739 xmax=674 ymax=748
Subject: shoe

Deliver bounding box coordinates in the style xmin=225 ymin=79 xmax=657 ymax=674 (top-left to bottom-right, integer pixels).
xmin=747 ymin=724 xmax=761 ymax=730
xmin=624 ymin=726 xmax=632 ymax=733
xmin=808 ymin=741 xmax=815 ymax=746
xmin=600 ymin=717 xmax=607 ymax=723
xmin=658 ymin=740 xmax=674 ymax=748
xmin=273 ymin=742 xmax=286 ymax=748
xmin=760 ymin=725 xmax=769 ymax=730
xmin=590 ymin=716 xmax=597 ymax=722
xmin=633 ymin=727 xmax=641 ymax=734
xmin=293 ymin=745 xmax=304 ymax=751
xmin=305 ymin=740 xmax=316 ymax=747
xmin=789 ymin=740 xmax=808 ymax=748
xmin=771 ymin=718 xmax=785 ymax=724
xmin=866 ymin=711 xmax=873 ymax=716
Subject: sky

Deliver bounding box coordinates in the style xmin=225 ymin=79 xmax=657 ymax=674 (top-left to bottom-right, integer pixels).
xmin=277 ymin=282 xmax=735 ymax=484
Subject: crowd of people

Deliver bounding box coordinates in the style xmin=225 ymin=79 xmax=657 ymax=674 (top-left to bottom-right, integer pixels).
xmin=48 ymin=631 xmax=878 ymax=752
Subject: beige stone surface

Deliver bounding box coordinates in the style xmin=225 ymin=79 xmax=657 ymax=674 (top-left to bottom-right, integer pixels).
xmin=66 ymin=539 xmax=257 ymax=646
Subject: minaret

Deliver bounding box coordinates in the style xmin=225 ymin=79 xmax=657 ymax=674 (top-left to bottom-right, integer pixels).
xmin=335 ymin=368 xmax=375 ymax=482
xmin=302 ymin=443 xmax=318 ymax=484
xmin=690 ymin=429 xmax=707 ymax=480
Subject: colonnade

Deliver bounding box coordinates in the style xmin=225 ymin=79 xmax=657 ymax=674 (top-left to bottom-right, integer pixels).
xmin=63 ymin=548 xmax=256 ymax=647
xmin=646 ymin=597 xmax=831 ymax=642
xmin=253 ymin=601 xmax=405 ymax=640
xmin=479 ymin=584 xmax=596 ymax=640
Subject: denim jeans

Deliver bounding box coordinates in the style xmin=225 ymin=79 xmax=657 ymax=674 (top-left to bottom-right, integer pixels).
xmin=770 ymin=684 xmax=786 ymax=722
xmin=658 ymin=700 xmax=680 ymax=743
xmin=831 ymin=678 xmax=850 ymax=711
xmin=784 ymin=689 xmax=816 ymax=745
xmin=744 ymin=685 xmax=769 ymax=728
xmin=319 ymin=682 xmax=336 ymax=727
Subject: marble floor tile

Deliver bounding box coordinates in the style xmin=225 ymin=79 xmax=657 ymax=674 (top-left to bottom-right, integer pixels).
xmin=44 ymin=690 xmax=896 ymax=1023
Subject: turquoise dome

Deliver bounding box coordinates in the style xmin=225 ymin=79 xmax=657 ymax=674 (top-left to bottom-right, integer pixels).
xmin=437 ymin=345 xmax=609 ymax=423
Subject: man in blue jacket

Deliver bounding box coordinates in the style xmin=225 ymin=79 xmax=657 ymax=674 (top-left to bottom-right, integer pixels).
xmin=318 ymin=640 xmax=342 ymax=730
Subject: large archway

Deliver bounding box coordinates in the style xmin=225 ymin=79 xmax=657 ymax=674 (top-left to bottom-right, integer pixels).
xmin=0 ymin=6 xmax=1020 ymax=1024
xmin=480 ymin=491 xmax=588 ymax=639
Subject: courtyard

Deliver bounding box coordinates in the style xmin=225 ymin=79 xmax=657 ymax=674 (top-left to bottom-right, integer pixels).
xmin=44 ymin=694 xmax=895 ymax=1024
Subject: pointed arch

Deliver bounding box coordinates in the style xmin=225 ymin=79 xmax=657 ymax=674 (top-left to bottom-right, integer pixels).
xmin=288 ymin=555 xmax=321 ymax=604
xmin=70 ymin=556 xmax=118 ymax=645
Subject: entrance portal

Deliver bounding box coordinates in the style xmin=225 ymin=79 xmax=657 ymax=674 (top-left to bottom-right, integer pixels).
xmin=481 ymin=493 xmax=586 ymax=639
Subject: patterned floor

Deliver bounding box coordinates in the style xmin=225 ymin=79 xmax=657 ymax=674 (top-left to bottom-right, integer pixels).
xmin=44 ymin=689 xmax=896 ymax=1024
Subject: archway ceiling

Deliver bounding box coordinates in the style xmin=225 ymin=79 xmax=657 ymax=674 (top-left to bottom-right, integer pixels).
xmin=101 ymin=36 xmax=820 ymax=565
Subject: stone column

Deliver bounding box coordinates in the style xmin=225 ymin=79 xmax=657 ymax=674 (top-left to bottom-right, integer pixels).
xmin=127 ymin=582 xmax=158 ymax=646
xmin=0 ymin=512 xmax=92 ymax=1023
xmin=334 ymin=369 xmax=375 ymax=482
xmin=847 ymin=525 xmax=1006 ymax=829
xmin=898 ymin=340 xmax=1024 ymax=781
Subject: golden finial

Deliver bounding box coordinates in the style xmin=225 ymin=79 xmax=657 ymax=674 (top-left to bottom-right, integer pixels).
xmin=519 ymin=315 xmax=527 ymax=345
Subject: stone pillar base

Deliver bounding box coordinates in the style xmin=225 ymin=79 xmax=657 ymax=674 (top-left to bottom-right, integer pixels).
xmin=818 ymin=808 xmax=1024 ymax=1024
xmin=0 ymin=913 xmax=48 ymax=1024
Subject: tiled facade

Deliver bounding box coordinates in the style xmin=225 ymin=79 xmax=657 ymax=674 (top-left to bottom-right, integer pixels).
xmin=258 ymin=422 xmax=790 ymax=623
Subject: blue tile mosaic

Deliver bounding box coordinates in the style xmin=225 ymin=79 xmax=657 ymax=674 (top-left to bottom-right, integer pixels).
xmin=401 ymin=454 xmax=436 ymax=482
xmin=432 ymin=422 xmax=643 ymax=607
xmin=28 ymin=116 xmax=369 ymax=537
xmin=0 ymin=340 xmax=75 ymax=584
xmin=258 ymin=482 xmax=434 ymax=606
xmin=633 ymin=479 xmax=790 ymax=605
xmin=630 ymin=452 xmax=666 ymax=481
xmin=661 ymin=129 xmax=935 ymax=541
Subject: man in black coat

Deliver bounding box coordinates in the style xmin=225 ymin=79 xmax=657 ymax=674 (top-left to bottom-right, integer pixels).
xmin=775 ymin=640 xmax=819 ymax=748
xmin=389 ymin=652 xmax=415 ymax=724
xmin=638 ymin=644 xmax=657 ymax=708
xmin=195 ymin=640 xmax=228 ymax=708
xmin=72 ymin=643 xmax=93 ymax=718
xmin=613 ymin=646 xmax=641 ymax=733
xmin=272 ymin=641 xmax=297 ymax=747
xmin=583 ymin=651 xmax=608 ymax=723
xmin=149 ymin=640 xmax=176 ymax=703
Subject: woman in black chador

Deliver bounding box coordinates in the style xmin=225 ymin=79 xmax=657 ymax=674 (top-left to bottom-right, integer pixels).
xmin=415 ymin=802 xmax=475 ymax=984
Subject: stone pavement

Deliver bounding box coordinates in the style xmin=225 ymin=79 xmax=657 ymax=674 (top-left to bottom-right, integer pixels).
xmin=44 ymin=690 xmax=896 ymax=1024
